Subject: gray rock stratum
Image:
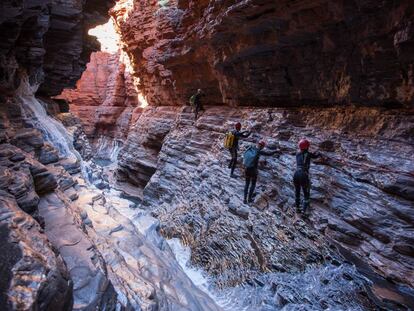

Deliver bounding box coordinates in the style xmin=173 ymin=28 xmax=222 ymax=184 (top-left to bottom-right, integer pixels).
xmin=0 ymin=192 xmax=72 ymax=310
xmin=117 ymin=104 xmax=414 ymax=308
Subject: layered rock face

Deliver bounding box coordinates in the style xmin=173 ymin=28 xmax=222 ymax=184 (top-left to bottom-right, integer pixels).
xmin=0 ymin=191 xmax=72 ymax=310
xmin=1 ymin=0 xmax=414 ymax=309
xmin=0 ymin=0 xmax=114 ymax=96
xmin=0 ymin=104 xmax=74 ymax=310
xmin=0 ymin=94 xmax=122 ymax=310
xmin=57 ymin=51 xmax=140 ymax=144
xmin=118 ymin=106 xmax=414 ymax=301
xmin=110 ymin=0 xmax=414 ymax=307
xmin=112 ymin=0 xmax=414 ymax=107
xmin=117 ymin=106 xmax=178 ymax=187
xmin=0 ymin=1 xmax=125 ymax=308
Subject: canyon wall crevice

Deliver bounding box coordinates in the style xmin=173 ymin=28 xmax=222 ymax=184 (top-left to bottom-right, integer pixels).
xmin=57 ymin=51 xmax=140 ymax=144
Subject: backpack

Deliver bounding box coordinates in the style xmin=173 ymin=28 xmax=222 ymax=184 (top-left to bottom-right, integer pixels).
xmin=189 ymin=94 xmax=197 ymax=105
xmin=224 ymin=131 xmax=235 ymax=149
xmin=243 ymin=146 xmax=259 ymax=168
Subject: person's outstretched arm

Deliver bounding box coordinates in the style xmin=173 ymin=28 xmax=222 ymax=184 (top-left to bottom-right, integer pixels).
xmin=311 ymin=152 xmax=331 ymax=165
xmin=259 ymin=149 xmax=280 ymax=156
xmin=309 ymin=152 xmax=319 ymax=158
xmin=241 ymin=131 xmax=251 ymax=138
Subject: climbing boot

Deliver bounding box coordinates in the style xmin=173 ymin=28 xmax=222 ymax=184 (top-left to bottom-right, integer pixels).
xmin=303 ymin=200 xmax=310 ymax=214
xmin=295 ymin=199 xmax=301 ymax=213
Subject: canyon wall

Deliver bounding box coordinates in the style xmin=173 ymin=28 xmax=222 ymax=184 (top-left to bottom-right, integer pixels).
xmin=57 ymin=51 xmax=140 ymax=144
xmin=0 ymin=0 xmax=413 ymax=309
xmin=109 ymin=0 xmax=414 ymax=307
xmin=112 ymin=0 xmax=414 ymax=107
xmin=0 ymin=1 xmax=121 ymax=309
xmin=0 ymin=0 xmax=115 ymax=96
xmin=0 ymin=97 xmax=118 ymax=310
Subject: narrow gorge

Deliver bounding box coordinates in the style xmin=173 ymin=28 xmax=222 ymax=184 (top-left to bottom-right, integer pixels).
xmin=1 ymin=1 xmax=413 ymax=310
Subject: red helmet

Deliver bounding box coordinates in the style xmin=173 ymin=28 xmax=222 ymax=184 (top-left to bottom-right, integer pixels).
xmin=235 ymin=122 xmax=241 ymax=130
xmin=258 ymin=140 xmax=266 ymax=148
xmin=298 ymin=139 xmax=310 ymax=150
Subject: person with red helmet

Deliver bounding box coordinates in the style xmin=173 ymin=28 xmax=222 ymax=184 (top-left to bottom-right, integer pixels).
xmin=243 ymin=139 xmax=278 ymax=204
xmin=293 ymin=138 xmax=321 ymax=214
xmin=228 ymin=122 xmax=251 ymax=178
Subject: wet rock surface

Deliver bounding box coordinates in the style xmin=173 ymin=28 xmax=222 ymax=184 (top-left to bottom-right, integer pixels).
xmin=0 ymin=94 xmax=116 ymax=309
xmin=39 ymin=192 xmax=118 ymax=310
xmin=0 ymin=192 xmax=73 ymax=311
xmin=118 ymin=105 xmax=414 ymax=308
xmin=58 ymin=112 xmax=93 ymax=160
xmin=69 ymin=180 xmax=222 ymax=310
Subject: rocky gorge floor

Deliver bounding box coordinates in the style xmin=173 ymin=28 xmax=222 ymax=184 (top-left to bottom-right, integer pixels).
xmin=3 ymin=86 xmax=413 ymax=310
xmin=117 ymin=104 xmax=414 ymax=309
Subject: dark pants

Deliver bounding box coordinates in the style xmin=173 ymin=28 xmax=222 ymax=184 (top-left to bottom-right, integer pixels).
xmin=194 ymin=104 xmax=203 ymax=120
xmin=293 ymin=170 xmax=310 ymax=211
xmin=229 ymin=148 xmax=237 ymax=175
xmin=244 ymin=168 xmax=258 ymax=201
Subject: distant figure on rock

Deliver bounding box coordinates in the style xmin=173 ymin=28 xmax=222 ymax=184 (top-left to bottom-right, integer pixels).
xmin=189 ymin=89 xmax=205 ymax=121
xmin=243 ymin=140 xmax=278 ymax=204
xmin=293 ymin=139 xmax=321 ymax=215
xmin=225 ymin=122 xmax=251 ymax=178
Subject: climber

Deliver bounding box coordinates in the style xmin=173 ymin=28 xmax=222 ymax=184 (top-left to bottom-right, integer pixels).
xmin=243 ymin=140 xmax=278 ymax=204
xmin=293 ymin=138 xmax=321 ymax=215
xmin=189 ymin=88 xmax=205 ymax=121
xmin=228 ymin=122 xmax=251 ymax=178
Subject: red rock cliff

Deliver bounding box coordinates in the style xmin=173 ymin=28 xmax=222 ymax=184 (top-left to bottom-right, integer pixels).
xmin=111 ymin=0 xmax=414 ymax=107
xmin=57 ymin=50 xmax=140 ymax=142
